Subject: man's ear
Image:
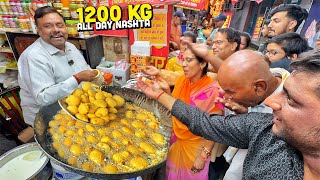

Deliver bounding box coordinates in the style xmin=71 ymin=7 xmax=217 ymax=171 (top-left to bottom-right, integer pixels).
xmin=288 ymin=54 xmax=298 ymax=60
xmin=254 ymin=79 xmax=267 ymax=96
xmin=231 ymin=42 xmax=238 ymax=51
xmin=288 ymin=20 xmax=297 ymax=32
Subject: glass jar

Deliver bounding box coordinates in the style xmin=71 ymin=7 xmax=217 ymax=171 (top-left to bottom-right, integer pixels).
xmin=66 ymin=20 xmax=79 ymax=37
xmin=52 ymin=0 xmax=62 ymax=10
xmin=61 ymin=7 xmax=70 ymax=20
xmin=76 ymin=0 xmax=84 ymax=9
xmin=69 ymin=3 xmax=78 ymax=20
xmin=18 ymin=15 xmax=29 ymax=32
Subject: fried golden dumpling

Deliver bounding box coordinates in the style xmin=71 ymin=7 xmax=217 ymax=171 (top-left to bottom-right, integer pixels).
xmin=108 ymin=107 xmax=118 ymax=114
xmin=148 ymin=121 xmax=159 ymax=130
xmin=105 ymin=97 xmax=117 ymax=108
xmin=67 ymin=105 xmax=78 ymax=115
xmin=82 ymin=82 xmax=92 ymax=92
xmin=78 ymin=103 xmax=89 ymax=114
xmin=109 ymin=113 xmax=117 ymax=120
xmin=125 ymin=111 xmax=134 ymax=119
xmin=82 ymin=162 xmax=94 ymax=172
xmin=73 ymin=89 xmax=84 ymax=96
xmin=75 ymin=113 xmax=88 ymax=122
xmin=139 ymin=142 xmax=156 ymax=154
xmin=122 ymin=126 xmax=133 ymax=134
xmin=132 ymin=120 xmax=145 ymax=129
xmin=112 ymin=130 xmax=123 ymax=139
xmin=67 ymin=157 xmax=78 ymax=166
xmin=112 ymin=95 xmax=125 ymax=107
xmin=97 ymin=142 xmax=111 ymax=151
xmin=91 ymin=118 xmax=104 ymax=125
xmin=151 ymin=133 xmax=166 ymax=146
xmin=136 ymin=113 xmax=147 ymax=121
xmin=129 ymin=157 xmax=149 ymax=169
xmin=120 ymin=119 xmax=129 ymax=125
xmin=70 ymin=144 xmax=82 ymax=156
xmin=127 ymin=145 xmax=141 ymax=156
xmin=135 ymin=129 xmax=147 ymax=138
xmin=93 ymin=99 xmax=107 ymax=108
xmin=87 ymin=135 xmax=98 ymax=143
xmin=103 ymin=164 xmax=118 ymax=174
xmin=65 ymin=95 xmax=81 ymax=106
xmin=100 ymin=136 xmax=111 ymax=143
xmin=112 ymin=151 xmax=130 ymax=164
xmin=89 ymin=150 xmax=104 ymax=165
xmin=95 ymin=92 xmax=105 ymax=100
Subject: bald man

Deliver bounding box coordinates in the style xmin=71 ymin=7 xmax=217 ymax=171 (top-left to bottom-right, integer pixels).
xmin=216 ymin=50 xmax=290 ymax=180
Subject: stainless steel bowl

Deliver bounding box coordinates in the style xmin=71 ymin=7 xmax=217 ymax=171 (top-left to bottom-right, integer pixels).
xmin=0 ymin=142 xmax=51 ymax=180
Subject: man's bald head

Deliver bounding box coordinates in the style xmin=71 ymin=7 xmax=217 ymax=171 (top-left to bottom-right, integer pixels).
xmin=217 ymin=50 xmax=278 ymax=107
xmin=219 ymin=50 xmax=273 ymax=84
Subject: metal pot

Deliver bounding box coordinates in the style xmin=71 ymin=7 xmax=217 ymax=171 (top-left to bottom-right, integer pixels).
xmin=0 ymin=142 xmax=52 ymax=180
xmin=34 ymin=86 xmax=172 ymax=179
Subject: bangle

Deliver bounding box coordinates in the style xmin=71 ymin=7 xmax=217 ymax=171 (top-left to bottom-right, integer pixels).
xmin=202 ymin=147 xmax=211 ymax=156
xmin=73 ymin=75 xmax=81 ymax=84
xmin=156 ymin=91 xmax=165 ymax=100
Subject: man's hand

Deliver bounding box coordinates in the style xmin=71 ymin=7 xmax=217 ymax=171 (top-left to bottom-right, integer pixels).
xmin=142 ymin=66 xmax=160 ymax=76
xmin=181 ymin=37 xmax=210 ymax=59
xmin=74 ymin=70 xmax=97 ymax=82
xmin=215 ymin=97 xmax=248 ymax=114
xmin=137 ymin=79 xmax=163 ymax=99
xmin=169 ymin=41 xmax=179 ymax=51
xmin=156 ymin=78 xmax=171 ymax=94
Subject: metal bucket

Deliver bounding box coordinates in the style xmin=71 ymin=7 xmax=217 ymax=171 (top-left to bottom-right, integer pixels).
xmin=0 ymin=142 xmax=51 ymax=180
xmin=34 ymin=86 xmax=172 ymax=179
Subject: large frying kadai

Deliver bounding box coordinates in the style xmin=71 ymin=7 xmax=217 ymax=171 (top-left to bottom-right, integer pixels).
xmin=34 ymin=86 xmax=172 ymax=179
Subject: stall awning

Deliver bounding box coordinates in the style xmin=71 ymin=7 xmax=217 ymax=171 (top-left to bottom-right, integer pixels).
xmin=174 ymin=0 xmax=209 ymax=11
xmin=108 ymin=0 xmax=181 ymax=7
xmin=232 ymin=0 xmax=264 ymax=5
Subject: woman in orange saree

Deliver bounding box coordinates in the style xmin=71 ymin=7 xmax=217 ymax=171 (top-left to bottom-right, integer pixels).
xmin=163 ymin=48 xmax=224 ymax=180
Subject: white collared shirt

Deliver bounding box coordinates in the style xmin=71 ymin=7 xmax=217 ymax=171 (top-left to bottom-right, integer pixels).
xmin=18 ymin=38 xmax=90 ymax=126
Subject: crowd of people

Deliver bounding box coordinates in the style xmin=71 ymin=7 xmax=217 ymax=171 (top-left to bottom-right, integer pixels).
xmin=144 ymin=3 xmax=320 ymax=180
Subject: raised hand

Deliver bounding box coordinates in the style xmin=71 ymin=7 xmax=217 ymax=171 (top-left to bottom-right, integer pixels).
xmin=137 ymin=79 xmax=163 ymax=99
xmin=142 ymin=66 xmax=160 ymax=76
xmin=215 ymin=97 xmax=248 ymax=114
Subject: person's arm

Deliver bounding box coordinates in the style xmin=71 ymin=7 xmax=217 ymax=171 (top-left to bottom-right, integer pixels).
xmin=137 ymin=80 xmax=272 ymax=148
xmin=181 ymin=38 xmax=224 ymax=72
xmin=20 ymin=54 xmax=95 ymax=106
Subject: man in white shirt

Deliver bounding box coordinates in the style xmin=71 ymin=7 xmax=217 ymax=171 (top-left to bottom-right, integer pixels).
xmin=18 ymin=6 xmax=97 ymax=128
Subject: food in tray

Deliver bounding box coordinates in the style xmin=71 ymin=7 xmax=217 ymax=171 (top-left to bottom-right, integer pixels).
xmin=62 ymin=82 xmax=127 ymax=125
xmin=48 ymin=101 xmax=169 ymax=174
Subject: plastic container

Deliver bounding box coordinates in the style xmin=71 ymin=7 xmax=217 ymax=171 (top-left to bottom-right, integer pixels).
xmin=69 ymin=3 xmax=78 ymax=20
xmin=66 ymin=19 xmax=79 ymax=37
xmin=52 ymin=0 xmax=62 ymax=10
xmin=76 ymin=0 xmax=84 ymax=9
xmin=16 ymin=0 xmax=23 ymax=15
xmin=61 ymin=7 xmax=70 ymax=20
xmin=50 ymin=160 xmax=84 ymax=180
xmin=18 ymin=15 xmax=28 ymax=32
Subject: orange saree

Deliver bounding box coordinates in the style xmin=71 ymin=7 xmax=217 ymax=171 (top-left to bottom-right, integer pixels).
xmin=166 ymin=75 xmax=223 ymax=180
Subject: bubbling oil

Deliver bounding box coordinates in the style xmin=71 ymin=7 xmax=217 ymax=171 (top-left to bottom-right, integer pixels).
xmin=48 ymin=102 xmax=169 ymax=174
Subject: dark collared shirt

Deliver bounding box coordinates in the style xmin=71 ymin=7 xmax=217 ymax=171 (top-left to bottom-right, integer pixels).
xmin=171 ymin=99 xmax=304 ymax=179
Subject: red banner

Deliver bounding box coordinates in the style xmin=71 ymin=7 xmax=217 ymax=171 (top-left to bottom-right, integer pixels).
xmin=251 ymin=16 xmax=264 ymax=41
xmin=174 ymin=0 xmax=206 ymax=11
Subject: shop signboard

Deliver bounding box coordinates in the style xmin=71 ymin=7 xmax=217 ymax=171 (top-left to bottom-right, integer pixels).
xmin=174 ymin=0 xmax=208 ymax=11
xmin=222 ymin=12 xmax=233 ymax=28
xmin=135 ymin=10 xmax=167 ymax=46
xmin=251 ymin=16 xmax=264 ymax=41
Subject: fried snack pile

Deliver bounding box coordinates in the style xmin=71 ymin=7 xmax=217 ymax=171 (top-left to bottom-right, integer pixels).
xmin=64 ymin=82 xmax=125 ymax=125
xmin=49 ymin=101 xmax=168 ymax=174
